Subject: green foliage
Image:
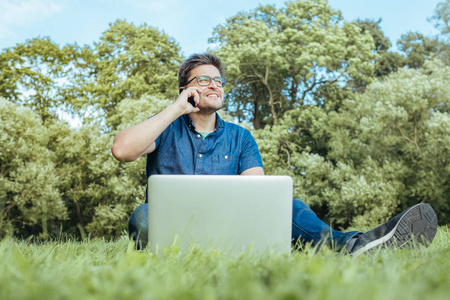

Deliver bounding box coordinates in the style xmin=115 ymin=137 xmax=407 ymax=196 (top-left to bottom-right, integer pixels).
xmin=257 ymin=60 xmax=450 ymax=228
xmin=0 ymin=19 xmax=183 ymax=237
xmin=46 ymin=96 xmax=175 ymax=238
xmin=0 ymin=20 xmax=183 ymax=128
xmin=0 ymin=37 xmax=77 ymax=123
xmin=355 ymin=18 xmax=450 ymax=78
xmin=430 ymin=0 xmax=450 ymax=37
xmin=356 ymin=19 xmax=391 ymax=52
xmin=46 ymin=121 xmax=128 ymax=238
xmin=1 ymin=229 xmax=450 ymax=300
xmin=210 ymin=0 xmax=376 ymax=129
xmin=0 ymin=98 xmax=67 ymax=237
xmin=1 ymin=89 xmax=175 ymax=239
xmin=397 ymin=32 xmax=449 ymax=69
xmin=71 ymin=20 xmax=183 ymax=125
xmin=355 ymin=19 xmax=405 ymax=78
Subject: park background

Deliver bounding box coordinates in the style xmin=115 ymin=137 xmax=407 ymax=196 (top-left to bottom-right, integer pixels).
xmin=0 ymin=0 xmax=449 ymax=240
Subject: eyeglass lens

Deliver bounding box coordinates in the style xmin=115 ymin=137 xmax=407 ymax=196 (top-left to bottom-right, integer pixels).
xmin=196 ymin=76 xmax=225 ymax=87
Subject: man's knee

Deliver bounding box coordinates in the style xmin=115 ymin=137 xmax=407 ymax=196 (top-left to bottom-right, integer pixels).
xmin=128 ymin=204 xmax=149 ymax=249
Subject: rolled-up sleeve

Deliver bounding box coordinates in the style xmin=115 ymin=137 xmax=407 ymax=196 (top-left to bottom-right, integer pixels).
xmin=238 ymin=130 xmax=263 ymax=174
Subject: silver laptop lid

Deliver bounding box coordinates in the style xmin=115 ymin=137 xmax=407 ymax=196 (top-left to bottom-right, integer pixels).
xmin=148 ymin=175 xmax=293 ymax=255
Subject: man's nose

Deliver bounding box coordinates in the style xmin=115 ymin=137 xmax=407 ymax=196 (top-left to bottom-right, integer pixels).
xmin=207 ymin=79 xmax=219 ymax=88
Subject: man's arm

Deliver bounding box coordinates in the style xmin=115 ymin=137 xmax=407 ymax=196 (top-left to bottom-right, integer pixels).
xmin=237 ymin=129 xmax=264 ymax=175
xmin=111 ymin=87 xmax=202 ymax=162
xmin=240 ymin=167 xmax=265 ymax=175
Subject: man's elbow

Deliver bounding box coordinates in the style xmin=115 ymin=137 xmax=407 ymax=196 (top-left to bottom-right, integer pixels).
xmin=111 ymin=143 xmax=134 ymax=162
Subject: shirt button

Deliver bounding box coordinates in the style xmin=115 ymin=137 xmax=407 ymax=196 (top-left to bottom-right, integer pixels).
xmin=225 ymin=155 xmax=228 ymax=159
xmin=197 ymin=134 xmax=201 ymax=138
xmin=199 ymin=154 xmax=203 ymax=158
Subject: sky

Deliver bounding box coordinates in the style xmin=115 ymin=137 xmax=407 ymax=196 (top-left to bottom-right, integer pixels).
xmin=0 ymin=0 xmax=443 ymax=57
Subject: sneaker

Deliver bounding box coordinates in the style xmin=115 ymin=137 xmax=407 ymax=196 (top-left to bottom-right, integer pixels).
xmin=350 ymin=203 xmax=438 ymax=257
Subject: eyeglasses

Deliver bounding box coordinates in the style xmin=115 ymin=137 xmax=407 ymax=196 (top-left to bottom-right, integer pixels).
xmin=185 ymin=75 xmax=227 ymax=87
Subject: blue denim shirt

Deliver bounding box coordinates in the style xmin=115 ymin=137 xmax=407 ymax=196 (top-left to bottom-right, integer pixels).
xmin=146 ymin=113 xmax=263 ymax=178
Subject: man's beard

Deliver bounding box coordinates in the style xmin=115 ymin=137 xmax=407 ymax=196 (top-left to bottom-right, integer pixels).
xmin=197 ymin=95 xmax=223 ymax=114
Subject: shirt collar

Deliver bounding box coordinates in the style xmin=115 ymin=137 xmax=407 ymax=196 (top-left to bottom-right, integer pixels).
xmin=183 ymin=113 xmax=224 ymax=132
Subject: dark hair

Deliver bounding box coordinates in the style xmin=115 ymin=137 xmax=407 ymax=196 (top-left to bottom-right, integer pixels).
xmin=178 ymin=53 xmax=225 ymax=88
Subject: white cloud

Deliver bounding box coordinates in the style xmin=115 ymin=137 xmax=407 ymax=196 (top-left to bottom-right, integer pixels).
xmin=0 ymin=0 xmax=66 ymax=40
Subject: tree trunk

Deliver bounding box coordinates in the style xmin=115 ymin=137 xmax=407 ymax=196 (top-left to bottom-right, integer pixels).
xmin=253 ymin=97 xmax=261 ymax=129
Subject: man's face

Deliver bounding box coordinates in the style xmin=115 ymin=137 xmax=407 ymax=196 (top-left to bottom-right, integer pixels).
xmin=185 ymin=64 xmax=224 ymax=113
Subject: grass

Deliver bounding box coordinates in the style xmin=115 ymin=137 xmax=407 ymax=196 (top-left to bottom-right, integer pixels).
xmin=1 ymin=227 xmax=450 ymax=300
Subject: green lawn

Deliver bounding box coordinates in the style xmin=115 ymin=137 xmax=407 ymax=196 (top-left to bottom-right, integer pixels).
xmin=1 ymin=227 xmax=449 ymax=300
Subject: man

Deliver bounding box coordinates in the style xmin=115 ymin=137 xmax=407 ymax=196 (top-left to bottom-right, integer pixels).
xmin=111 ymin=53 xmax=438 ymax=255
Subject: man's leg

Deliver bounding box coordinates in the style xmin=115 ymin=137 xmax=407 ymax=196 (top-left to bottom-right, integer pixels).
xmin=128 ymin=203 xmax=148 ymax=250
xmin=292 ymin=198 xmax=361 ymax=251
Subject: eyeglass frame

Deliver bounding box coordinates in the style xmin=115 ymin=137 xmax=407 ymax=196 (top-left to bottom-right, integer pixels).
xmin=185 ymin=75 xmax=227 ymax=88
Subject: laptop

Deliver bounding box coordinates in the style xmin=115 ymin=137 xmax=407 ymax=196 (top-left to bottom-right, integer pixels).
xmin=147 ymin=175 xmax=293 ymax=255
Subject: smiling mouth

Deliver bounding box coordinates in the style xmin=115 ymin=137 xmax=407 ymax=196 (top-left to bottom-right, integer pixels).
xmin=206 ymin=93 xmax=220 ymax=98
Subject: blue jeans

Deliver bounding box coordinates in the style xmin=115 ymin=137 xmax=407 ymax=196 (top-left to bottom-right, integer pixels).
xmin=128 ymin=198 xmax=360 ymax=251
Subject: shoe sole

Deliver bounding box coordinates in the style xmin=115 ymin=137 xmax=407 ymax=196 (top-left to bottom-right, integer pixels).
xmin=352 ymin=203 xmax=438 ymax=258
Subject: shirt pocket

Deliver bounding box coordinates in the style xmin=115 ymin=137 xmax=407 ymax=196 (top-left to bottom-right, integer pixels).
xmin=211 ymin=154 xmax=239 ymax=175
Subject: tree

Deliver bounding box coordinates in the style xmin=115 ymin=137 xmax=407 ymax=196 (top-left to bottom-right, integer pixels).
xmin=330 ymin=60 xmax=450 ymax=225
xmin=0 ymin=38 xmax=76 ymax=123
xmin=210 ymin=0 xmax=376 ymax=129
xmin=0 ymin=20 xmax=186 ymax=238
xmin=0 ymin=98 xmax=68 ymax=238
xmin=355 ymin=19 xmax=405 ymax=78
xmin=430 ymin=0 xmax=450 ymax=37
xmin=397 ymin=32 xmax=446 ymax=69
xmin=0 ymin=20 xmax=184 ymax=129
xmin=256 ymin=60 xmax=450 ymax=228
xmin=70 ymin=20 xmax=183 ymax=127
xmin=0 ymin=94 xmax=173 ymax=239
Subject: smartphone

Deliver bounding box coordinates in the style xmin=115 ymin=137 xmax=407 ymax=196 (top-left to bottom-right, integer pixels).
xmin=188 ymin=96 xmax=196 ymax=107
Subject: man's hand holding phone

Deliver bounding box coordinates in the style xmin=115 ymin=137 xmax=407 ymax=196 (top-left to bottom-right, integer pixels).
xmin=176 ymin=87 xmax=202 ymax=114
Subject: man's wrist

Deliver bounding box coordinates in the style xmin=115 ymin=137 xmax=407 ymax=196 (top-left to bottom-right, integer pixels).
xmin=165 ymin=102 xmax=186 ymax=119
